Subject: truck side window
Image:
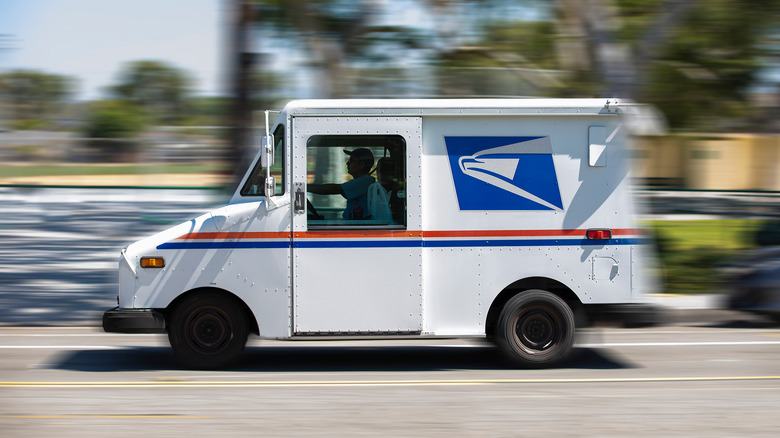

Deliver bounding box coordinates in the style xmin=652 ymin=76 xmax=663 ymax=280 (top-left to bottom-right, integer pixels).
xmin=306 ymin=135 xmax=406 ymax=228
xmin=241 ymin=124 xmax=285 ymax=196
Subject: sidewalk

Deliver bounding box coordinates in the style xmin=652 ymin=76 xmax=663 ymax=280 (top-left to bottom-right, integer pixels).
xmin=646 ymin=293 xmax=763 ymax=326
xmin=0 ymin=172 xmax=227 ymax=188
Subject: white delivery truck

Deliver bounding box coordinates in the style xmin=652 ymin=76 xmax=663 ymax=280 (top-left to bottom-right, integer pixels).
xmin=103 ymin=99 xmax=652 ymax=368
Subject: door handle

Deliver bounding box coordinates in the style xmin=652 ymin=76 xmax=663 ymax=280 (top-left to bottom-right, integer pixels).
xmin=294 ymin=183 xmax=305 ymax=214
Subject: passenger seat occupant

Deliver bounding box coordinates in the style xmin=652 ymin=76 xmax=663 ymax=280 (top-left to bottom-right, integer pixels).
xmin=308 ymin=148 xmax=376 ymax=219
xmin=367 ymin=157 xmax=393 ymax=221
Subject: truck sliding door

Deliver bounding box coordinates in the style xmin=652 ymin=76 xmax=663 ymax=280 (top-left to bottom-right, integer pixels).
xmin=290 ymin=116 xmax=423 ymax=334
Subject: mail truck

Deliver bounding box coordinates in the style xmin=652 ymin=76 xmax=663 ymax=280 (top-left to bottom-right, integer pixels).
xmin=103 ymin=99 xmax=650 ymax=368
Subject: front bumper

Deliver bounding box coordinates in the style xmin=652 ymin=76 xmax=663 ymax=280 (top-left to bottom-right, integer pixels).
xmin=102 ymin=307 xmax=167 ymax=333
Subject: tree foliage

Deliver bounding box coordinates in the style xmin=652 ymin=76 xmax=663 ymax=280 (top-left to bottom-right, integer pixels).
xmin=643 ymin=0 xmax=780 ymax=129
xmin=0 ymin=69 xmax=75 ymax=125
xmin=441 ymin=0 xmax=780 ymax=129
xmin=82 ymin=99 xmax=147 ymax=160
xmin=110 ymin=60 xmax=193 ymax=124
xmin=254 ymin=0 xmax=432 ymax=97
xmin=249 ymin=0 xmax=780 ymax=131
xmin=84 ymin=100 xmax=146 ymax=139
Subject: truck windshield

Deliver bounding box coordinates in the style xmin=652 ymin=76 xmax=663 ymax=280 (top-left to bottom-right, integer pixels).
xmin=241 ymin=124 xmax=285 ymax=196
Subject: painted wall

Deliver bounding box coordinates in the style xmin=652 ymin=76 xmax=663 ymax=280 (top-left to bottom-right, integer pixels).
xmin=633 ymin=134 xmax=780 ymax=191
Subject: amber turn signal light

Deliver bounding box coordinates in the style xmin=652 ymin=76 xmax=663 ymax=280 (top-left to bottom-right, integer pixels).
xmin=140 ymin=257 xmax=165 ymax=268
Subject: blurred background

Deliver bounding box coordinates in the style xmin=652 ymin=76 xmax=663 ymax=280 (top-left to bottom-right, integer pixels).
xmin=2 ymin=0 xmax=780 ymax=324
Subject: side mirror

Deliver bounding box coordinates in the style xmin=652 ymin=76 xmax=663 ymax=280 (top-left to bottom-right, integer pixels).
xmin=260 ymin=134 xmax=274 ymax=169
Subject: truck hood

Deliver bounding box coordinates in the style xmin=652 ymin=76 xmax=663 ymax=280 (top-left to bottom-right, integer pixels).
xmin=123 ymin=200 xmax=265 ymax=264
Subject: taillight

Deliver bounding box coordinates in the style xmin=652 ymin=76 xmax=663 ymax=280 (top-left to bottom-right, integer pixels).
xmin=586 ymin=229 xmax=612 ymax=240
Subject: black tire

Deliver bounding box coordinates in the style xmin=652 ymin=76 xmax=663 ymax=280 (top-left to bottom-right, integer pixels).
xmin=495 ymin=290 xmax=575 ymax=367
xmin=168 ymin=292 xmax=249 ymax=369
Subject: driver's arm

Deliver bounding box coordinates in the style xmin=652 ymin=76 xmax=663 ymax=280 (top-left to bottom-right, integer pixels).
xmin=308 ymin=183 xmax=345 ymax=196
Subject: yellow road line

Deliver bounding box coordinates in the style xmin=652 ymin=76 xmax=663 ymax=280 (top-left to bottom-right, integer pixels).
xmin=1 ymin=376 xmax=779 ymax=388
xmin=0 ymin=415 xmax=210 ymax=419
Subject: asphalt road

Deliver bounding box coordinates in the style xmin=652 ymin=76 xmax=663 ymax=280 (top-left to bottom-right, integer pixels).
xmin=1 ymin=326 xmax=779 ymax=437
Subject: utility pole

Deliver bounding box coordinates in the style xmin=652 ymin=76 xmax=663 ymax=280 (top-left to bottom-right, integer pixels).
xmin=227 ymin=0 xmax=255 ymax=190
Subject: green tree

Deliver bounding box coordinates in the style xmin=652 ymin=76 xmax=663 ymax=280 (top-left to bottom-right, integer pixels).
xmin=435 ymin=0 xmax=780 ymax=130
xmin=249 ymin=0 xmax=780 ymax=131
xmin=110 ymin=60 xmax=193 ymax=125
xmin=185 ymin=96 xmax=230 ymax=126
xmin=0 ymin=69 xmax=75 ymax=128
xmin=253 ymin=0 xmax=570 ymax=98
xmin=644 ymin=0 xmax=780 ymax=129
xmin=83 ymin=100 xmax=146 ymax=160
xmin=255 ymin=0 xmax=432 ymax=98
xmin=84 ymin=100 xmax=145 ymax=139
xmin=551 ymin=0 xmax=780 ymax=130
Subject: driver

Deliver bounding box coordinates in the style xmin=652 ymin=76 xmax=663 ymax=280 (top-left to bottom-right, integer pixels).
xmin=307 ymin=148 xmax=375 ymax=220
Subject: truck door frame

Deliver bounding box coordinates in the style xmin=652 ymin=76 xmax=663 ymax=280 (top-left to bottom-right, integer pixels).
xmin=289 ymin=116 xmax=424 ymax=335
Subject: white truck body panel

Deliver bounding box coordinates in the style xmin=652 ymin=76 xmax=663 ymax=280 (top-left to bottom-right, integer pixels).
xmin=117 ymin=98 xmax=648 ymax=341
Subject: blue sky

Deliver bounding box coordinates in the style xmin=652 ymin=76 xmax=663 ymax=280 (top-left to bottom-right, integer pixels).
xmin=1 ymin=0 xmax=223 ymax=100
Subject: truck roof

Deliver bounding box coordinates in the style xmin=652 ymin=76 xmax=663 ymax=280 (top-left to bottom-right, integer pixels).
xmin=280 ymin=98 xmax=624 ymax=117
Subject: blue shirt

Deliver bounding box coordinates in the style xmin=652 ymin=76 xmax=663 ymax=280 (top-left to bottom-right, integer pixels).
xmin=341 ymin=174 xmax=375 ymax=219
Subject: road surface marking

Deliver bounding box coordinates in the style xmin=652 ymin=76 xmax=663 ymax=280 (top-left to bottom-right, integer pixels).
xmin=0 ymin=414 xmax=210 ymax=419
xmin=0 ymin=334 xmax=154 ymax=337
xmin=1 ymin=376 xmax=779 ymax=388
xmin=575 ymin=341 xmax=780 ymax=347
xmin=0 ymin=346 xmax=129 ymax=350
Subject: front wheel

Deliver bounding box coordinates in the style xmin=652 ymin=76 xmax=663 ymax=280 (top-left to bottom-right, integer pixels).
xmin=495 ymin=290 xmax=575 ymax=368
xmin=168 ymin=292 xmax=249 ymax=369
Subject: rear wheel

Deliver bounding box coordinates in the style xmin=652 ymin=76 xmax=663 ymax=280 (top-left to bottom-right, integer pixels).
xmin=168 ymin=292 xmax=249 ymax=369
xmin=495 ymin=290 xmax=575 ymax=367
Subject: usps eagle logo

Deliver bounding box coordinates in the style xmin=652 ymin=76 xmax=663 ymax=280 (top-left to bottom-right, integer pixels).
xmin=445 ymin=136 xmax=563 ymax=211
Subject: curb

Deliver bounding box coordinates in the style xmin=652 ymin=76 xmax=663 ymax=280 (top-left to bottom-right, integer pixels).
xmin=614 ymin=294 xmax=775 ymax=327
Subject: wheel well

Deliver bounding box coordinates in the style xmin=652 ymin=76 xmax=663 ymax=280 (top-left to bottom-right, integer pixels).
xmin=485 ymin=277 xmax=583 ymax=339
xmin=165 ymin=287 xmax=259 ymax=335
